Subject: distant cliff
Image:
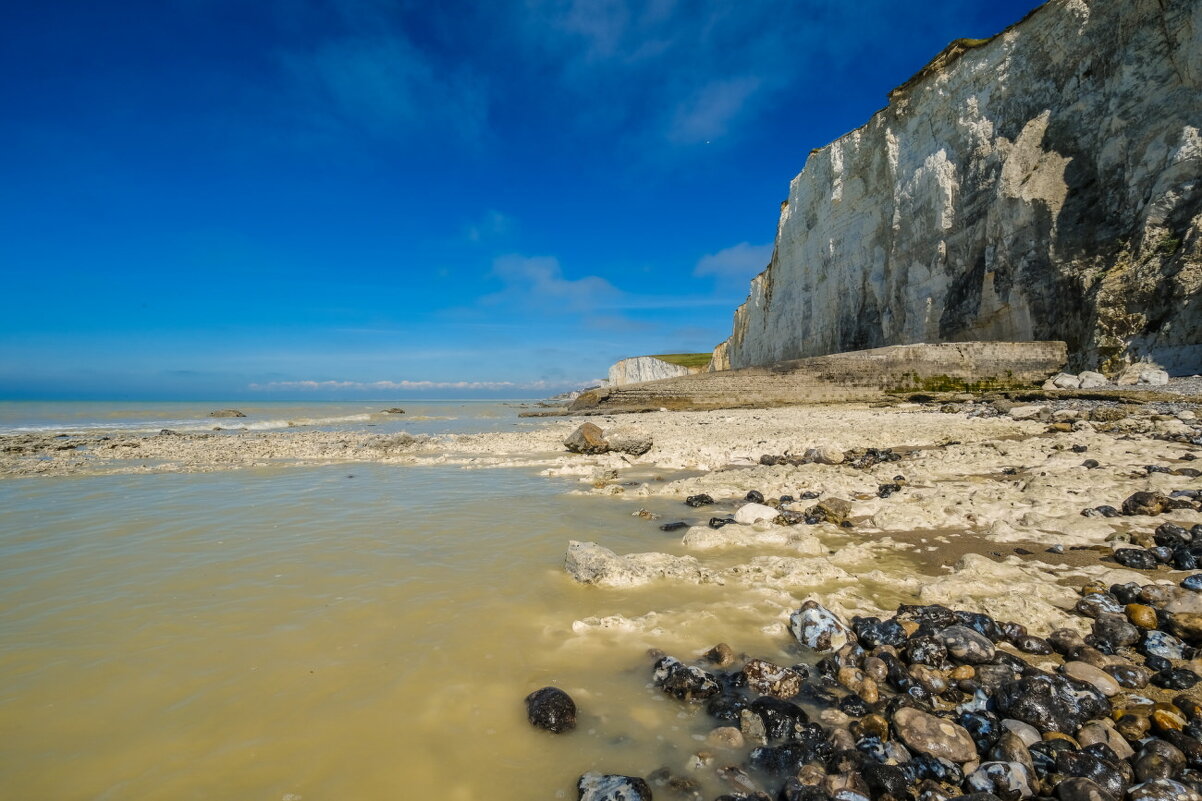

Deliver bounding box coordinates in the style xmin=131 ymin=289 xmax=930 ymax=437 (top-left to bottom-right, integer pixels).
xmin=607 ymin=355 xmax=708 ymax=386
xmin=721 ymin=0 xmax=1202 ymax=375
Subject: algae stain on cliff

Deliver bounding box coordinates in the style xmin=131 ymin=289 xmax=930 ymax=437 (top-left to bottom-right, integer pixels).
xmin=719 ymin=0 xmax=1202 ymax=376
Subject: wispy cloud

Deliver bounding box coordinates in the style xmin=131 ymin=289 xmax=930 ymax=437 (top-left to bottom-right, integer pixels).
xmin=484 ymin=254 xmax=621 ymax=312
xmin=695 ymin=242 xmax=773 ymax=282
xmin=667 ymin=76 xmax=763 ymax=144
xmin=465 ymin=210 xmax=514 ymax=242
xmin=278 ymin=12 xmax=487 ymax=142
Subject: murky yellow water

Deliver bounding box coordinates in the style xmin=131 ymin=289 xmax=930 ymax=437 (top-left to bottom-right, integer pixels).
xmin=0 ymin=462 xmax=849 ymax=800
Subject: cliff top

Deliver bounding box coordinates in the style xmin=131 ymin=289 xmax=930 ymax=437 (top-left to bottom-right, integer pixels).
xmin=649 ymin=353 xmax=712 ymax=369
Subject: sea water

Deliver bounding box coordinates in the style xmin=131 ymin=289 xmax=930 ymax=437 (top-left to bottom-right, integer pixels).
xmin=0 ymin=401 xmax=818 ymax=800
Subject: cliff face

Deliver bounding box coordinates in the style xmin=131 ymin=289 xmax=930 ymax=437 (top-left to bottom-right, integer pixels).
xmin=724 ymin=0 xmax=1202 ymax=375
xmin=607 ymin=356 xmax=700 ymax=386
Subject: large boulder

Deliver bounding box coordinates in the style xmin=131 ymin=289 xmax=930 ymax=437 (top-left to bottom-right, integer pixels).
xmin=565 ymin=423 xmax=610 ymax=454
xmin=605 ymin=426 xmax=653 ymax=456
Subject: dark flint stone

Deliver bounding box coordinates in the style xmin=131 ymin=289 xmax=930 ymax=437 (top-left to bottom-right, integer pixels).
xmin=1122 ymin=491 xmax=1171 ymax=516
xmin=1145 ymin=654 xmax=1172 ymax=672
xmin=745 ymin=490 xmax=765 ymax=504
xmin=708 ymin=517 xmax=735 ymax=529
xmin=1146 ymin=465 xmax=1173 ymax=474
xmin=1136 ymin=754 xmax=1180 ymax=784
xmin=851 ymin=617 xmax=908 ymax=648
xmin=1016 ymin=635 xmax=1054 ymax=654
xmin=1184 ymin=574 xmax=1202 ymax=591
xmin=1125 ymin=778 xmax=1202 ymax=801
xmin=525 ymin=687 xmax=577 ymax=733
xmin=684 ymin=493 xmax=714 ymax=507
xmin=1083 ymin=459 xmax=1101 ymax=469
xmin=652 ymin=656 xmax=719 ymax=700
xmin=973 ymin=664 xmax=1020 ymax=692
xmin=1178 ymin=548 xmax=1202 ymax=571
xmin=1152 ymin=668 xmax=1201 ymax=690
xmin=804 ymin=516 xmax=822 ymax=525
xmin=799 ymin=681 xmax=840 ymax=708
xmin=958 ymin=710 xmax=1002 ymax=752
xmin=1093 ymin=614 xmax=1140 ymax=647
xmin=995 ymin=674 xmax=1111 ymax=734
xmin=903 ymin=753 xmax=963 ymax=784
xmin=1103 ymin=663 xmax=1151 ymax=689
xmin=1000 ymin=621 xmax=1027 ymax=641
xmin=861 ymin=763 xmax=908 ymax=798
xmin=905 ymin=635 xmax=951 ymax=669
xmin=706 ymin=692 xmax=747 ymax=722
xmin=897 ymin=604 xmax=959 ymax=630
xmin=1055 ymin=777 xmax=1119 ymax=801
xmin=1073 ymin=444 xmax=1089 ymax=453
xmin=799 ymin=491 xmax=820 ymax=500
xmin=993 ymin=651 xmax=1032 ymax=670
xmin=855 ymin=734 xmax=889 ymax=764
xmin=749 ymin=728 xmax=830 ymax=774
xmin=953 ymin=611 xmax=1006 ymax=642
xmin=1030 ymin=739 xmax=1077 ymax=776
xmin=1077 ymin=593 xmax=1124 ymax=618
xmin=1162 ymin=729 xmax=1202 ymax=769
xmin=779 ymin=494 xmax=794 ymax=503
xmin=815 ymin=657 xmax=839 ymax=679
xmin=939 ymin=625 xmax=997 ymax=663
xmin=1142 ymin=630 xmax=1187 ymax=660
xmin=838 ymin=694 xmax=869 ymax=717
xmin=1111 ymin=583 xmax=1143 ymax=604
xmin=658 ymin=521 xmax=688 ymax=532
xmin=1114 ymin=548 xmax=1160 ymax=570
xmin=825 ymin=747 xmax=865 ymax=774
xmin=575 ymin=773 xmax=652 ymax=801
xmin=759 ymin=455 xmax=779 ymax=466
xmin=777 ymin=778 xmax=832 ymax=801
xmin=747 ymin=696 xmax=808 ymax=741
xmin=877 ymin=483 xmax=902 ymax=498
xmin=1097 ymin=505 xmax=1122 ymax=518
xmin=1155 ymin=523 xmax=1193 ymax=548
xmin=1151 ymin=546 xmax=1175 ymax=564
xmin=950 ymin=792 xmax=1009 ymax=801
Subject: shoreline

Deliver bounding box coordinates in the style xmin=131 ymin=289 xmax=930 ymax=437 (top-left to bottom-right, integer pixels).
xmin=4 ymin=392 xmax=1202 ymax=798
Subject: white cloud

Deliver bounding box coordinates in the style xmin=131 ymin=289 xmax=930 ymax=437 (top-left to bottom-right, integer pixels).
xmin=486 ymin=254 xmax=620 ymax=312
xmin=465 ymin=210 xmax=514 ymax=242
xmin=667 ymin=76 xmax=763 ymax=144
xmin=694 ymin=242 xmax=773 ymax=281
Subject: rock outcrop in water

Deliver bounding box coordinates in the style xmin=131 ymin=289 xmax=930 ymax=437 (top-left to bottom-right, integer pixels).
xmin=720 ymin=0 xmax=1202 ymax=376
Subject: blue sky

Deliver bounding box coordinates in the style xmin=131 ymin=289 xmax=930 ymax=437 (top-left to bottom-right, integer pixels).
xmin=0 ymin=0 xmax=1042 ymax=399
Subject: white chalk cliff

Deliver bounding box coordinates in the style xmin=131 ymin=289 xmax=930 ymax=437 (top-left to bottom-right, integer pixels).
xmin=607 ymin=356 xmax=701 ymax=386
xmin=721 ymin=0 xmax=1202 ymax=375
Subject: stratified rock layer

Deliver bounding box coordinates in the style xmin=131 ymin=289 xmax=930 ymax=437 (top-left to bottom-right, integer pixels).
xmin=723 ymin=0 xmax=1202 ymax=375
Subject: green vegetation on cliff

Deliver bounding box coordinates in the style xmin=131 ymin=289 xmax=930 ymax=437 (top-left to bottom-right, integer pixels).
xmin=651 ymin=353 xmax=712 ymax=369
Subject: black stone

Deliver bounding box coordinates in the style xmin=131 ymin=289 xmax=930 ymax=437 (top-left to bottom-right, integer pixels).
xmin=659 ymin=521 xmax=688 ymax=532
xmin=1114 ymin=548 xmax=1160 ymax=570
xmin=851 ymin=617 xmax=908 ymax=648
xmin=747 ymin=696 xmax=809 ymax=741
xmin=1155 ymin=523 xmax=1193 ymax=548
xmin=652 ymin=657 xmax=719 ymax=700
xmin=994 ymin=674 xmax=1110 ymax=734
xmin=1152 ymin=668 xmax=1201 ymax=690
xmin=745 ymin=490 xmax=765 ymax=504
xmin=709 ymin=517 xmax=735 ymax=529
xmin=684 ymin=494 xmax=714 ymax=507
xmin=525 ymin=687 xmax=577 ymax=733
xmin=861 ymin=763 xmax=908 ymax=798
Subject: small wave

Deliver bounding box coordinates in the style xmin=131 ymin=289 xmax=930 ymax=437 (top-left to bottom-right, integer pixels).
xmin=1 ymin=413 xmax=381 ymax=436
